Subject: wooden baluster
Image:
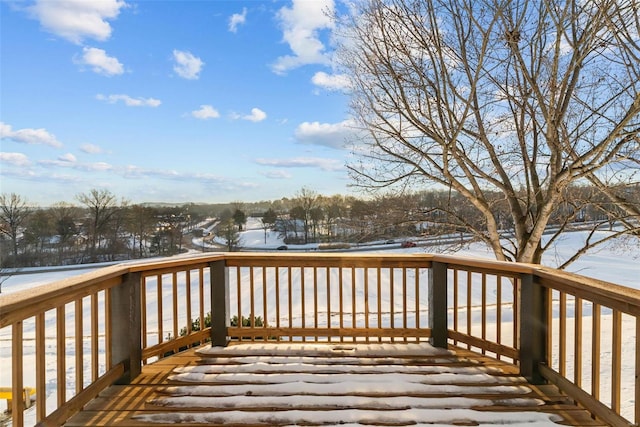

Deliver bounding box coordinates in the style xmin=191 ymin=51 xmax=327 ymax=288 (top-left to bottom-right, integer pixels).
xmin=172 ymin=272 xmax=178 ymax=345
xmin=186 ymin=270 xmax=192 ymax=336
xmin=75 ymin=298 xmax=83 ymax=394
xmin=12 ymin=321 xmax=24 ymax=426
xmin=559 ymin=292 xmax=567 ymax=377
xmin=313 ymin=267 xmax=318 ymax=342
xmin=453 ymin=269 xmax=458 ymax=345
xmin=377 ymin=268 xmax=382 ymax=343
xmin=57 ymin=305 xmax=65 ymax=407
xmin=414 ymin=267 xmax=420 ymax=342
xmin=574 ymin=297 xmax=582 ymax=387
xmin=592 ymin=303 xmax=601 ymax=400
xmin=496 ymin=275 xmax=502 ymax=360
xmin=402 ymin=267 xmax=407 ymax=343
xmin=36 ymin=313 xmax=46 ymax=422
xmin=612 ymin=309 xmax=622 ymax=413
xmin=364 ymin=267 xmax=370 ymax=342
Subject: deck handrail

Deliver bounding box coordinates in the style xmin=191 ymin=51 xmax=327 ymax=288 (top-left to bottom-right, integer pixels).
xmin=1 ymin=252 xmax=638 ymax=426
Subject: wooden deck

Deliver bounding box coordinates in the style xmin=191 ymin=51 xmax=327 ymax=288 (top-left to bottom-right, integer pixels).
xmin=66 ymin=342 xmax=603 ymax=427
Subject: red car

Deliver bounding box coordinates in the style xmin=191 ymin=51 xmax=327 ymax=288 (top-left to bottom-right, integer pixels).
xmin=401 ymin=241 xmax=416 ymax=248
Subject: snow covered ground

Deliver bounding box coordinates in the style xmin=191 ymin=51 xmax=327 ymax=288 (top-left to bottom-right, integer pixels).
xmin=1 ymin=218 xmax=638 ymax=425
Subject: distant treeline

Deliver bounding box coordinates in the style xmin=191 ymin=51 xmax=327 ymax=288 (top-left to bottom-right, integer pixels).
xmin=1 ymin=183 xmax=637 ymax=268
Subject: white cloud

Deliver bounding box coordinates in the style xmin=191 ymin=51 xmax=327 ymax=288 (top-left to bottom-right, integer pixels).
xmin=28 ymin=0 xmax=127 ymax=44
xmin=255 ymin=157 xmax=343 ymax=171
xmin=229 ymin=7 xmax=247 ymax=33
xmin=242 ymin=108 xmax=267 ymax=122
xmin=86 ymin=162 xmax=113 ymax=171
xmin=311 ymin=71 xmax=351 ymax=91
xmin=76 ymin=47 xmax=124 ymax=76
xmin=96 ymin=94 xmax=161 ymax=107
xmin=294 ymin=119 xmax=354 ymax=149
xmin=0 ymin=122 xmax=63 ymax=148
xmin=39 ymin=158 xmax=113 ymax=171
xmin=260 ymin=170 xmax=293 ymax=179
xmin=119 ymin=167 xmax=259 ymax=191
xmin=272 ymin=0 xmax=335 ymax=74
xmin=0 ymin=152 xmax=30 ymax=167
xmin=172 ymin=50 xmax=204 ymax=80
xmin=191 ymin=105 xmax=220 ymax=120
xmin=58 ymin=153 xmax=77 ymax=163
xmin=80 ymin=143 xmax=104 ymax=154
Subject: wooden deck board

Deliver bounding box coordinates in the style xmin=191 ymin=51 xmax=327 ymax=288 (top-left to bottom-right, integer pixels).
xmin=66 ymin=343 xmax=600 ymax=426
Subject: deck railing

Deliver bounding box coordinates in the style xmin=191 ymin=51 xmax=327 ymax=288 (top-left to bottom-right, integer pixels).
xmin=0 ymin=252 xmax=638 ymax=427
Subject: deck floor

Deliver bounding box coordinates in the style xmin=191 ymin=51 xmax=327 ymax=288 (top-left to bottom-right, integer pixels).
xmin=67 ymin=342 xmax=603 ymax=426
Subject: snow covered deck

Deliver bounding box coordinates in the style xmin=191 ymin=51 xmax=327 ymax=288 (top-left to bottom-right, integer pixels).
xmin=3 ymin=253 xmax=638 ymax=426
xmin=67 ymin=342 xmax=600 ymax=426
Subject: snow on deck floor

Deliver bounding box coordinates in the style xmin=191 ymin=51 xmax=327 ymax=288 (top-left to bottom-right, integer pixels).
xmin=130 ymin=342 xmax=569 ymax=426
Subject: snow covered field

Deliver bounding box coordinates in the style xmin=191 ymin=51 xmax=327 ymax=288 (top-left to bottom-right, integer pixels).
xmin=1 ymin=219 xmax=638 ymax=425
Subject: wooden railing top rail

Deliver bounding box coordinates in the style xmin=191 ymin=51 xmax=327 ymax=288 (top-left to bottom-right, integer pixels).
xmin=222 ymin=252 xmax=536 ymax=273
xmin=223 ymin=252 xmax=436 ymax=268
xmin=0 ymin=264 xmax=128 ymax=328
xmin=535 ymin=266 xmax=640 ymax=316
xmin=428 ymin=253 xmax=538 ymax=274
xmin=126 ymin=253 xmax=225 ymax=274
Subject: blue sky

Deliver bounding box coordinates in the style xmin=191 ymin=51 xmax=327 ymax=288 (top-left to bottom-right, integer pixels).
xmin=1 ymin=0 xmax=357 ymax=205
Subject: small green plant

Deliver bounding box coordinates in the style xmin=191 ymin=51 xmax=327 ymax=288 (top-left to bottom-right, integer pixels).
xmin=180 ymin=312 xmax=212 ymax=336
xmin=229 ymin=315 xmax=272 ymax=340
xmin=230 ymin=315 xmax=264 ymax=327
xmin=175 ymin=313 xmax=270 ymax=345
xmin=179 ymin=313 xmax=264 ymax=336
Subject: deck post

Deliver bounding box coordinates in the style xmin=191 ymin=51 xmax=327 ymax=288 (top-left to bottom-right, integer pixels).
xmin=110 ymin=272 xmax=142 ymax=384
xmin=429 ymin=261 xmax=448 ymax=348
xmin=210 ymin=260 xmax=229 ymax=346
xmin=519 ymin=273 xmax=547 ymax=384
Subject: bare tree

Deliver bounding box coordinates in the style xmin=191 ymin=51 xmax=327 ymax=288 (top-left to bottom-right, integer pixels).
xmin=293 ymin=187 xmax=320 ymax=244
xmin=76 ymin=189 xmax=118 ymax=261
xmin=338 ymin=0 xmax=640 ymax=265
xmin=24 ymin=208 xmax=54 ymax=261
xmin=229 ymin=201 xmax=247 ymax=231
xmin=0 ymin=193 xmax=32 ymax=265
xmin=50 ymin=202 xmax=81 ymax=264
xmin=324 ymin=195 xmax=348 ymax=241
xmin=346 ymin=199 xmax=376 ymax=243
xmin=216 ymin=218 xmax=241 ymax=251
xmin=127 ymin=205 xmax=157 ymax=258
xmin=261 ymin=208 xmax=278 ymax=244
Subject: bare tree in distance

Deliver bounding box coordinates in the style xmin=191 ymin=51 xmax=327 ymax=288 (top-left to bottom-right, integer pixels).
xmin=127 ymin=205 xmax=156 ymax=258
xmin=338 ymin=0 xmax=640 ymax=265
xmin=50 ymin=202 xmax=81 ymax=264
xmin=216 ymin=218 xmax=241 ymax=251
xmin=261 ymin=208 xmax=278 ymax=244
xmin=76 ymin=189 xmax=119 ymax=262
xmin=0 ymin=193 xmax=32 ymax=265
xmin=294 ymin=187 xmax=320 ymax=244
